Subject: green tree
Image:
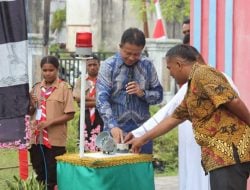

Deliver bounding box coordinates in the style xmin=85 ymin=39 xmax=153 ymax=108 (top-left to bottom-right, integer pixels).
xmin=160 ymin=0 xmax=190 ymax=23
xmin=51 ymin=9 xmax=66 ymax=33
xmin=129 ymin=0 xmax=189 ymax=23
xmin=153 ymin=128 xmax=178 ymax=175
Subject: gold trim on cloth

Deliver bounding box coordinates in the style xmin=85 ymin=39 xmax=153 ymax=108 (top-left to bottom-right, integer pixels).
xmin=56 ymin=153 xmax=153 ymax=168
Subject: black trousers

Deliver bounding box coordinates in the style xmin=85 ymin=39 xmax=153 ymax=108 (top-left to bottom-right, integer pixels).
xmin=29 ymin=144 xmax=66 ymax=190
xmin=210 ymin=161 xmax=250 ymax=190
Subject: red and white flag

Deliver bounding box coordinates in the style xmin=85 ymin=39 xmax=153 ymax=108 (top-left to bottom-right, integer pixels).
xmin=153 ymin=0 xmax=167 ymax=39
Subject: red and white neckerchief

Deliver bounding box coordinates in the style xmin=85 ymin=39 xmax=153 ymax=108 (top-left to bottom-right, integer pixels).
xmin=35 ymin=85 xmax=56 ymax=148
xmin=86 ymin=77 xmax=97 ymax=125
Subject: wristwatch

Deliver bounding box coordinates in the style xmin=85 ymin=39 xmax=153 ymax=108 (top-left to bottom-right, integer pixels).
xmin=137 ymin=90 xmax=145 ymax=97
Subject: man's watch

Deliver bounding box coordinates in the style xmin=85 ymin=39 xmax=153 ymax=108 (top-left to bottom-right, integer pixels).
xmin=137 ymin=90 xmax=145 ymax=97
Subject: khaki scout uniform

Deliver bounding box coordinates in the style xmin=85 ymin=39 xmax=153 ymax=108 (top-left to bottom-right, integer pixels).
xmin=30 ymin=78 xmax=75 ymax=147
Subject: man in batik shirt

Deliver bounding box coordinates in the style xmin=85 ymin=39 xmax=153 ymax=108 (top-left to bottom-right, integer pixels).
xmin=127 ymin=44 xmax=250 ymax=190
xmin=96 ymin=28 xmax=163 ymax=153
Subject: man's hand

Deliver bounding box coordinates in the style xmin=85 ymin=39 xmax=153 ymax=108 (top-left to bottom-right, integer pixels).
xmin=124 ymin=132 xmax=134 ymax=143
xmin=126 ymin=136 xmax=147 ymax=153
xmin=126 ymin=81 xmax=144 ymax=97
xmin=36 ymin=120 xmax=52 ymax=130
xmin=111 ymin=127 xmax=123 ymax=143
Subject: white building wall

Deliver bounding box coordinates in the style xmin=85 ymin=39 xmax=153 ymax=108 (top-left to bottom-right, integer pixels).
xmin=66 ymin=0 xmax=91 ymax=51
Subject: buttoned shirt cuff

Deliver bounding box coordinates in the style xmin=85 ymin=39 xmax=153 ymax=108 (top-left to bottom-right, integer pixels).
xmin=132 ymin=125 xmax=148 ymax=138
xmin=132 ymin=116 xmax=159 ymax=138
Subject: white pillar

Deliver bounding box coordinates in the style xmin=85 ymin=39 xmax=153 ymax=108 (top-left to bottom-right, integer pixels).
xmin=78 ymin=58 xmax=87 ymax=158
xmin=66 ymin=0 xmax=91 ymax=51
xmin=146 ymin=38 xmax=181 ymax=103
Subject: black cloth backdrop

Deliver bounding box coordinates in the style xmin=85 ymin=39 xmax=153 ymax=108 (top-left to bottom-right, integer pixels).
xmin=0 ymin=0 xmax=29 ymax=146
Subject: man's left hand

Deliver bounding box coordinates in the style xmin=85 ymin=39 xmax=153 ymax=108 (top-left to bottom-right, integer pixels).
xmin=126 ymin=81 xmax=144 ymax=97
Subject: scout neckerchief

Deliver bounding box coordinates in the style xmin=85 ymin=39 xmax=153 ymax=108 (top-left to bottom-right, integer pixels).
xmin=86 ymin=77 xmax=96 ymax=125
xmin=35 ymin=84 xmax=57 ymax=148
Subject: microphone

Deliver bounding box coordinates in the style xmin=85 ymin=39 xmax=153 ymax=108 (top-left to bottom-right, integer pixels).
xmin=126 ymin=67 xmax=134 ymax=106
xmin=127 ymin=67 xmax=134 ymax=82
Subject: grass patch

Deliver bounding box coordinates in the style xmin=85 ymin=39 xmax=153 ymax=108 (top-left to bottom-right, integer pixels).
xmin=0 ymin=150 xmax=36 ymax=189
xmin=0 ymin=150 xmax=20 ymax=189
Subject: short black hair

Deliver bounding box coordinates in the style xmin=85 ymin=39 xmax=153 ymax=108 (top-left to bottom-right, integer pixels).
xmin=120 ymin=27 xmax=146 ymax=47
xmin=189 ymin=45 xmax=199 ymax=56
xmin=165 ymin=44 xmax=197 ymax=62
xmin=189 ymin=46 xmax=206 ymax=64
xmin=40 ymin=55 xmax=59 ymax=69
xmin=87 ymin=53 xmax=100 ymax=63
xmin=183 ymin=34 xmax=190 ymax=45
xmin=183 ymin=18 xmax=190 ymax=25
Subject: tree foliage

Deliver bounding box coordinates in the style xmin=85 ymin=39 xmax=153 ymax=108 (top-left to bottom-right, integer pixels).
xmin=51 ymin=9 xmax=66 ymax=33
xmin=153 ymin=128 xmax=178 ymax=175
xmin=129 ymin=0 xmax=155 ymax=21
xmin=160 ymin=0 xmax=190 ymax=23
xmin=129 ymin=0 xmax=190 ymax=23
xmin=150 ymin=105 xmax=178 ymax=175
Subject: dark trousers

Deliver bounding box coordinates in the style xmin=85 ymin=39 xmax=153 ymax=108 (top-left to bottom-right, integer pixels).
xmin=210 ymin=161 xmax=250 ymax=190
xmin=29 ymin=144 xmax=66 ymax=190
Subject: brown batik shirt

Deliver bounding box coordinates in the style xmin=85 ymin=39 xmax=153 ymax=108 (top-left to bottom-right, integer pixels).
xmin=172 ymin=63 xmax=250 ymax=172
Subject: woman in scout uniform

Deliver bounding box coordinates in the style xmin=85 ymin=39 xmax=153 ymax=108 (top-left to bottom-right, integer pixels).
xmin=29 ymin=55 xmax=75 ymax=190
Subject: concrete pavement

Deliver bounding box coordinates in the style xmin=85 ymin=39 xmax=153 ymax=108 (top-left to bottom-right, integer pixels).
xmin=155 ymin=176 xmax=179 ymax=190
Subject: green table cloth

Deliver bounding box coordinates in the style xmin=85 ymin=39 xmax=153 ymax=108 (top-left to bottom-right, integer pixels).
xmin=56 ymin=153 xmax=155 ymax=190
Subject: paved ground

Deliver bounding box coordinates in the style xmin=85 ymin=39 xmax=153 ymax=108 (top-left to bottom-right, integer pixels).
xmin=155 ymin=176 xmax=179 ymax=190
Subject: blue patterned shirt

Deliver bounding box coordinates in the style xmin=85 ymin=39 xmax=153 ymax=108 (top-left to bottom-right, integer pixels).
xmin=96 ymin=52 xmax=163 ymax=133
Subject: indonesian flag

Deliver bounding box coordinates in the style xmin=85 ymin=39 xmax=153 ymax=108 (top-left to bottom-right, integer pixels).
xmin=153 ymin=0 xmax=167 ymax=39
xmin=0 ymin=0 xmax=29 ymax=148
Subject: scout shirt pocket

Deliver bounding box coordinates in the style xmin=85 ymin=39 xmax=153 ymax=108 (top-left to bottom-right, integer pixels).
xmin=45 ymin=94 xmax=65 ymax=120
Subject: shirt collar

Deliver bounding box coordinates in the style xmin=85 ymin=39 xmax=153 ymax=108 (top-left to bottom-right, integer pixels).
xmin=115 ymin=52 xmax=140 ymax=69
xmin=115 ymin=52 xmax=124 ymax=69
xmin=41 ymin=77 xmax=60 ymax=89
xmin=188 ymin=62 xmax=200 ymax=81
xmin=86 ymin=74 xmax=97 ymax=82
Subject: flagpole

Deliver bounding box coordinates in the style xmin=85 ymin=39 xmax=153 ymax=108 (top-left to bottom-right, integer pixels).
xmin=153 ymin=0 xmax=167 ymax=39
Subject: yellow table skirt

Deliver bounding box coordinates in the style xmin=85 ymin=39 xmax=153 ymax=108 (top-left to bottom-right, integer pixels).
xmin=56 ymin=153 xmax=155 ymax=190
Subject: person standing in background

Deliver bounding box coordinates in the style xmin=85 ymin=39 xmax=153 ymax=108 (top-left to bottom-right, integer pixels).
xmin=182 ymin=18 xmax=190 ymax=45
xmin=29 ymin=56 xmax=75 ymax=190
xmin=183 ymin=33 xmax=190 ymax=45
xmin=182 ymin=19 xmax=190 ymax=36
xmin=96 ymin=27 xmax=163 ymax=153
xmin=73 ymin=54 xmax=103 ymax=151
